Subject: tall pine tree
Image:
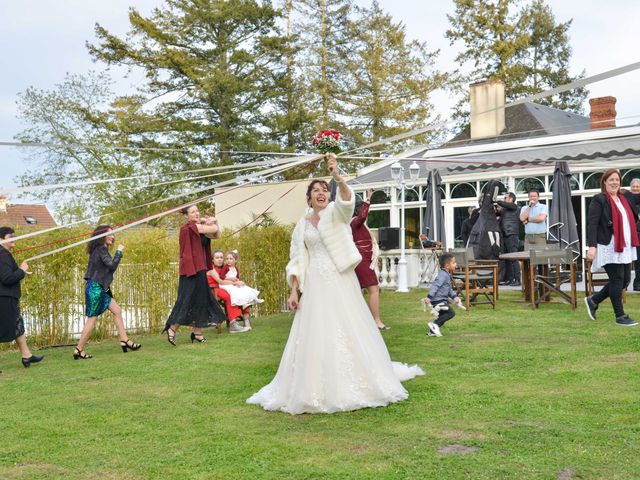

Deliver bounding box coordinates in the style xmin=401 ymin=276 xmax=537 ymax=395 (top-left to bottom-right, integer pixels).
xmin=294 ymin=0 xmax=353 ymax=132
xmin=517 ymin=0 xmax=587 ymax=111
xmin=342 ymin=1 xmax=448 ymax=157
xmin=446 ymin=0 xmax=586 ymax=120
xmin=264 ymin=0 xmax=315 ymax=151
xmin=87 ymin=0 xmax=288 ymax=165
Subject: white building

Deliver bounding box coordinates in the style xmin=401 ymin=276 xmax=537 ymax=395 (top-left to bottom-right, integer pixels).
xmin=349 ymin=82 xmax=640 ymax=255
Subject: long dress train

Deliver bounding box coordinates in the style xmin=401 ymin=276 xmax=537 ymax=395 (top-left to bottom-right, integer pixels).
xmin=247 ymin=222 xmax=423 ymax=414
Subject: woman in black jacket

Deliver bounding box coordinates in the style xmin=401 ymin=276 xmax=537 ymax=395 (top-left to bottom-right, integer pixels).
xmin=73 ymin=225 xmax=141 ymax=359
xmin=0 ymin=226 xmax=44 ymax=368
xmin=585 ymin=169 xmax=640 ymax=326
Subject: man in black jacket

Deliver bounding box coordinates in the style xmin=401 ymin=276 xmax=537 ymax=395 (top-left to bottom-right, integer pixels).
xmin=496 ymin=192 xmax=521 ymax=286
xmin=0 ymin=226 xmax=44 ymax=368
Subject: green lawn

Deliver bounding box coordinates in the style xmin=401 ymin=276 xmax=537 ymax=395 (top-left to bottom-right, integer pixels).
xmin=1 ymin=291 xmax=639 ymax=480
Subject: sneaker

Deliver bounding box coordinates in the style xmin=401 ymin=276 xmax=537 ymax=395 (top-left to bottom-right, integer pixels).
xmin=511 ymin=280 xmax=521 ymax=287
xmin=427 ymin=322 xmax=442 ymax=337
xmin=244 ymin=318 xmax=252 ymax=330
xmin=427 ymin=331 xmax=437 ymax=337
xmin=584 ymin=296 xmax=598 ymax=321
xmin=616 ymin=315 xmax=638 ymax=327
xmin=229 ymin=321 xmax=249 ymax=333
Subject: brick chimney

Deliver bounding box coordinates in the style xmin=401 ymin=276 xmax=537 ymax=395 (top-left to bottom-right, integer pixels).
xmin=469 ymin=79 xmax=506 ymax=139
xmin=0 ymin=195 xmax=8 ymax=214
xmin=589 ymin=96 xmax=616 ymax=129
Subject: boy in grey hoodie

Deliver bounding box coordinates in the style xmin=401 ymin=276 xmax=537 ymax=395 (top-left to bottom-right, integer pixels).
xmin=422 ymin=253 xmax=462 ymax=337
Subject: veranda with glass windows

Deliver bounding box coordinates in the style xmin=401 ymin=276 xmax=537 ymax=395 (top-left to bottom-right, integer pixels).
xmin=355 ymin=161 xmax=640 ymax=253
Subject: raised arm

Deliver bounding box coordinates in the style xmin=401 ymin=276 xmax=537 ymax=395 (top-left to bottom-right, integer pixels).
xmin=496 ymin=200 xmax=517 ymax=211
xmin=351 ymin=201 xmax=370 ymax=228
xmin=327 ymin=154 xmax=351 ymax=202
xmin=196 ymin=222 xmax=219 ymax=236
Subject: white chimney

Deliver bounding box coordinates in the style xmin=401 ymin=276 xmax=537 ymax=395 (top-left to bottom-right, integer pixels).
xmin=469 ymin=79 xmax=506 ymax=139
xmin=0 ymin=195 xmax=8 ymax=214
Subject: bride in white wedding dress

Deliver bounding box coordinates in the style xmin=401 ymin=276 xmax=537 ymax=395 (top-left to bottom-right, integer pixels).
xmin=247 ymin=155 xmax=424 ymax=415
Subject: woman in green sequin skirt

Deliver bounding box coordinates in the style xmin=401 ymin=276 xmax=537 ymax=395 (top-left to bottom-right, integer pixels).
xmin=73 ymin=225 xmax=141 ymax=359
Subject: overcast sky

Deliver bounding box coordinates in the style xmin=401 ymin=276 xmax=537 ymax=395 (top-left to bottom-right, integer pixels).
xmin=1 ymin=0 xmax=639 ymax=192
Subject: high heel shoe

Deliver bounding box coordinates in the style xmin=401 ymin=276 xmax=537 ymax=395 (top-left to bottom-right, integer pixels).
xmin=163 ymin=327 xmax=176 ymax=346
xmin=190 ymin=332 xmax=206 ymax=343
xmin=120 ymin=339 xmax=142 ymax=352
xmin=22 ymin=355 xmax=44 ymax=368
xmin=73 ymin=347 xmax=92 ymax=360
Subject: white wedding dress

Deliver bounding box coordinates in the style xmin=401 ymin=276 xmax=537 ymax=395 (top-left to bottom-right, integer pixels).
xmin=247 ymin=221 xmax=424 ymax=414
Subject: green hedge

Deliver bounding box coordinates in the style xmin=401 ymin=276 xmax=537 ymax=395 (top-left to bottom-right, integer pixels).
xmin=9 ymin=224 xmax=292 ymax=346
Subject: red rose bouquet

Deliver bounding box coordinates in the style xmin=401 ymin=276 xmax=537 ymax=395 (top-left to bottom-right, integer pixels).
xmin=312 ymin=129 xmax=343 ymax=154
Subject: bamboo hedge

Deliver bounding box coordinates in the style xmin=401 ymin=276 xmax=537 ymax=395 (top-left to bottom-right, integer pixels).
xmin=6 ymin=224 xmax=293 ymax=346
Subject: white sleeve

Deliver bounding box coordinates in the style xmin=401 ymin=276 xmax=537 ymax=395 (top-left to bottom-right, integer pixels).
xmin=285 ymin=220 xmax=303 ymax=287
xmin=332 ymin=185 xmax=356 ymax=224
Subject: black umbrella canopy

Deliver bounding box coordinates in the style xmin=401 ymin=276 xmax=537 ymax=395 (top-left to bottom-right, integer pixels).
xmin=423 ymin=169 xmax=446 ymax=244
xmin=548 ymin=161 xmax=580 ymax=256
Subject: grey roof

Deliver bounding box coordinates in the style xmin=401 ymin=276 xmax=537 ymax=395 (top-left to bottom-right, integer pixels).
xmin=349 ymin=129 xmax=640 ymax=185
xmin=447 ymin=102 xmax=590 ymax=147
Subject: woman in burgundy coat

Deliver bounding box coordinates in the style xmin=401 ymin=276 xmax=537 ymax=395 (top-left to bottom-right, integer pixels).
xmin=163 ymin=205 xmax=226 ymax=345
xmin=350 ymin=189 xmax=389 ymax=330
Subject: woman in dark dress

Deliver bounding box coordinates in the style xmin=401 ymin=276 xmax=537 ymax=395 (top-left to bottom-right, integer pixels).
xmin=350 ymin=189 xmax=388 ymax=330
xmin=74 ymin=224 xmax=141 ymax=359
xmin=0 ymin=226 xmax=44 ymax=368
xmin=163 ymin=205 xmax=226 ymax=345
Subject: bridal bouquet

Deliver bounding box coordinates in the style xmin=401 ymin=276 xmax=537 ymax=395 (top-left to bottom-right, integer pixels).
xmin=312 ymin=129 xmax=343 ymax=154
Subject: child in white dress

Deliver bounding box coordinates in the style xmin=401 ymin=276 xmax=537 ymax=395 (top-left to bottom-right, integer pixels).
xmin=219 ymin=251 xmax=264 ymax=308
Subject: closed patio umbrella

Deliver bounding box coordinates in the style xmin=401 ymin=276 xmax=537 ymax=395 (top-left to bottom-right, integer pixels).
xmin=548 ymin=161 xmax=580 ymax=257
xmin=423 ymin=169 xmax=446 ymax=245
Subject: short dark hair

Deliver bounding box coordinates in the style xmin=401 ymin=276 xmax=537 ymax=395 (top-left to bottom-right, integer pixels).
xmin=306 ymin=179 xmax=330 ymax=206
xmin=87 ymin=224 xmax=112 ymax=254
xmin=505 ymin=192 xmax=516 ymax=202
xmin=0 ymin=226 xmax=15 ymax=240
xmin=439 ymin=252 xmax=455 ymax=268
xmin=528 ymin=189 xmax=540 ymax=195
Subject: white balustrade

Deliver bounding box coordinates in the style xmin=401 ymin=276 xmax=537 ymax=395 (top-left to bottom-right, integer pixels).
xmin=375 ymin=249 xmax=440 ymax=290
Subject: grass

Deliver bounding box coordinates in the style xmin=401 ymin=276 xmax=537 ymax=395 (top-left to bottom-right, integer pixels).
xmin=1 ymin=290 xmax=639 ymax=479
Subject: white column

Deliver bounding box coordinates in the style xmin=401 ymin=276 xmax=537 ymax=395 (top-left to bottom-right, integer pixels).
xmin=396 ymin=181 xmax=409 ymax=292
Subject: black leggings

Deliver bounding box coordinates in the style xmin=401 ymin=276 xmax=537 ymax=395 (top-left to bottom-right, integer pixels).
xmin=592 ymin=263 xmax=631 ymax=319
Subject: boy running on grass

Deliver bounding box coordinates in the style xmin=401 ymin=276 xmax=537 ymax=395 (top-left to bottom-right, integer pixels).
xmin=423 ymin=253 xmax=462 ymax=337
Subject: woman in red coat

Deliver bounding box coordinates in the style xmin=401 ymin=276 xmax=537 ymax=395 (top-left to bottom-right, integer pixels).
xmin=163 ymin=205 xmax=227 ymax=345
xmin=207 ymin=250 xmax=250 ymax=332
xmin=350 ymin=189 xmax=388 ymax=330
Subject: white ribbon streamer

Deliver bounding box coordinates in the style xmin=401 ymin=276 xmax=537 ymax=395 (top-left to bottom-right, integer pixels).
xmin=23 ymin=154 xmax=320 ymax=261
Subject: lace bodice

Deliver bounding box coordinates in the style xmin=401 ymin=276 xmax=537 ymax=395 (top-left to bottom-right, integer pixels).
xmin=304 ymin=221 xmax=338 ymax=278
